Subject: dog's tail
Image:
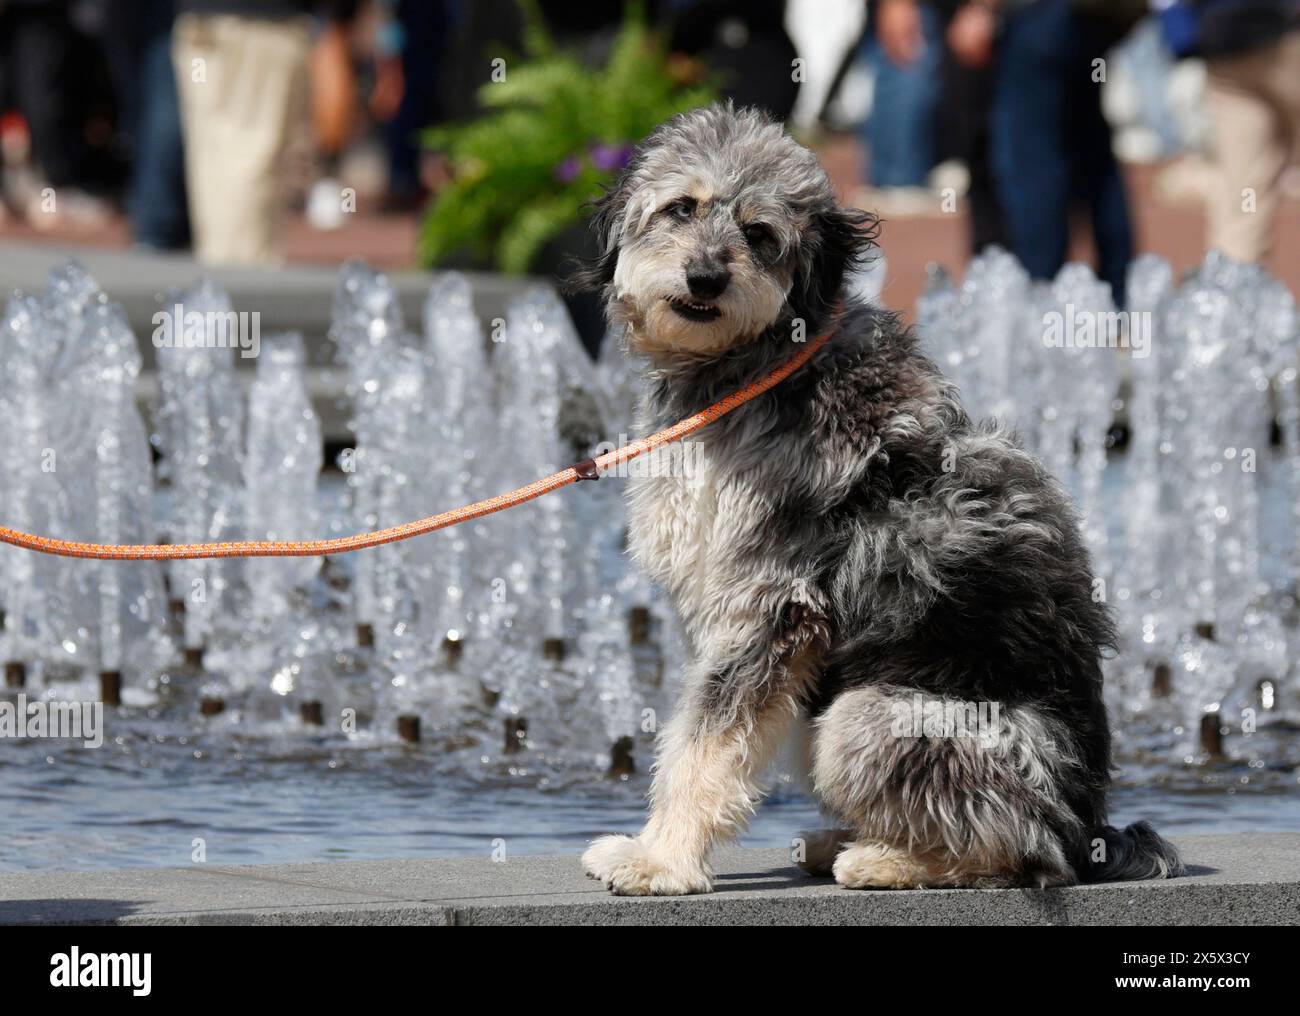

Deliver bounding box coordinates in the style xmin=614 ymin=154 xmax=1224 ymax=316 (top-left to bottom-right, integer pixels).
xmin=1084 ymin=821 xmax=1185 ymax=882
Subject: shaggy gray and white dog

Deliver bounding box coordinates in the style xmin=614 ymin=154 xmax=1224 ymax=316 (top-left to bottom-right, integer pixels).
xmin=572 ymin=103 xmax=1183 ymax=894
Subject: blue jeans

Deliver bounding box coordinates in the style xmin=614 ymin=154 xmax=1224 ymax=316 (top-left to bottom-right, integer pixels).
xmin=990 ymin=0 xmax=1132 ymax=304
xmin=862 ymin=3 xmax=943 ymax=187
xmin=129 ymin=27 xmax=189 ymax=249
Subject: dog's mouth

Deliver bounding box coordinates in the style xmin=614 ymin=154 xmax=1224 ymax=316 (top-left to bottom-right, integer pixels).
xmin=667 ymin=296 xmax=723 ymax=323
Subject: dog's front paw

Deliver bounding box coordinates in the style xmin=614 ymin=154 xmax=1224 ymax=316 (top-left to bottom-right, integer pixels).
xmin=581 ymin=835 xmax=712 ymax=896
xmin=582 ymin=834 xmax=638 ymax=882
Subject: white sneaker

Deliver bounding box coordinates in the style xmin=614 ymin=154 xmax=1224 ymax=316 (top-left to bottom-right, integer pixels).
xmin=851 ymin=185 xmax=943 ymax=217
xmin=307 ymin=177 xmax=347 ymax=231
xmin=24 ymin=186 xmax=112 ymax=231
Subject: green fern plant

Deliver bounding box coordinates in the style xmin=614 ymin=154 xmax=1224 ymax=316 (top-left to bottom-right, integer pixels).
xmin=418 ymin=1 xmax=714 ymax=274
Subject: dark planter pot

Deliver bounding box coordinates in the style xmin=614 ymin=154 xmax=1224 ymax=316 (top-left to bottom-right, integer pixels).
xmin=535 ymin=220 xmax=608 ymax=359
xmin=429 ymin=221 xmax=607 ymax=359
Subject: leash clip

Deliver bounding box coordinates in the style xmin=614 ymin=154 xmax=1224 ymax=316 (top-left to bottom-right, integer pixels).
xmin=573 ymin=458 xmax=601 ymax=481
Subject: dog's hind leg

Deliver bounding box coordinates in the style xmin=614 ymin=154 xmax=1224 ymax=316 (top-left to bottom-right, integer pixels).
xmin=830 ymin=841 xmax=1023 ymax=889
xmin=811 ymin=684 xmax=1084 ymax=889
xmin=832 ymin=842 xmax=951 ymax=888
xmin=792 ymin=827 xmax=852 ymax=876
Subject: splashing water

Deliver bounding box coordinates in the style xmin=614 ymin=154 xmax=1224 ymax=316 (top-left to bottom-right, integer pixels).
xmin=0 ymin=253 xmax=1295 ymax=804
xmin=1 ymin=266 xmax=169 ymax=690
xmin=916 ymin=248 xmax=1299 ymax=761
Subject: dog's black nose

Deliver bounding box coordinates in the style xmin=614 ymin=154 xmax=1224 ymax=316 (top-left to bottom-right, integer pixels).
xmin=685 ymin=262 xmax=730 ymax=300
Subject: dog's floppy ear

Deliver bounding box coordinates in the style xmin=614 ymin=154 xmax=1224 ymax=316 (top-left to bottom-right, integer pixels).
xmin=791 ymin=203 xmax=879 ymax=324
xmin=563 ymin=174 xmax=633 ymax=295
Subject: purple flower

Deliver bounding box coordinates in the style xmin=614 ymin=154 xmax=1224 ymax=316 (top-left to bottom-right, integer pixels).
xmin=554 ymin=155 xmax=582 ymax=183
xmin=588 ymin=143 xmax=632 ymax=173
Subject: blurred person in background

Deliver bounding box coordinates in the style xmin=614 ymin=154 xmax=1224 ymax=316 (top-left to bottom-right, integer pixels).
xmin=304 ymin=3 xmax=357 ymax=231
xmin=104 ymin=0 xmax=190 ymax=250
xmin=435 ymin=0 xmax=643 ymax=125
xmin=370 ymin=0 xmax=455 ymax=213
xmin=306 ymin=0 xmax=453 ymax=227
xmin=857 ymin=0 xmax=945 ymax=213
xmin=172 ymin=0 xmax=358 ymax=265
xmin=667 ymin=0 xmax=801 ymax=118
xmin=0 ymin=0 xmax=119 ymax=230
xmin=935 ymin=0 xmax=1006 ymax=252
xmin=950 ymin=0 xmax=1143 ymax=305
xmin=1157 ymin=0 xmax=1300 ymax=264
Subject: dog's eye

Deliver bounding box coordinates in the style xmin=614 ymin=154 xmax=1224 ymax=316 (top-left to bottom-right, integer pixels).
xmin=665 ymin=198 xmax=696 ymax=221
xmin=743 ymin=223 xmax=774 ymax=249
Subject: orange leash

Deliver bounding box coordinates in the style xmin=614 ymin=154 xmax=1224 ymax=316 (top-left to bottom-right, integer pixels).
xmin=0 ymin=329 xmax=833 ymax=562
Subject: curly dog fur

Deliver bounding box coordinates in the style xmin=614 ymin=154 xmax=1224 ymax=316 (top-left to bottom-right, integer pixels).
xmin=572 ymin=103 xmax=1182 ymax=894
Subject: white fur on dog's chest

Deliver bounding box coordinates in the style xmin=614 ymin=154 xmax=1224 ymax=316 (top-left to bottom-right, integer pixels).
xmin=625 ymin=444 xmax=727 ymax=599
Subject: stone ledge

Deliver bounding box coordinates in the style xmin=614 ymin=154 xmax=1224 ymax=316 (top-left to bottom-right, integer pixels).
xmin=0 ymin=240 xmax=539 ymax=368
xmin=0 ymin=240 xmax=547 ymax=440
xmin=1 ymin=835 xmax=1296 ymax=926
